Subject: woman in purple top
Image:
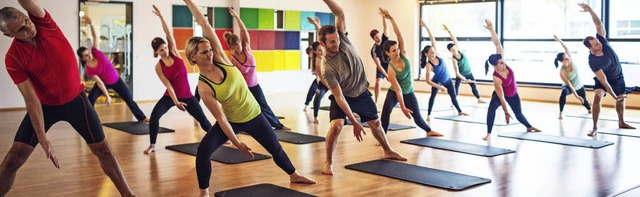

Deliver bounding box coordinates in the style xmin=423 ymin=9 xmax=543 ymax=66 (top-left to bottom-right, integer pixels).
xmin=225 ymin=7 xmax=290 ymax=130
xmin=77 ymin=16 xmax=147 ymax=122
xmin=144 ymin=5 xmax=212 ymax=154
xmin=483 ymin=19 xmax=540 ymax=141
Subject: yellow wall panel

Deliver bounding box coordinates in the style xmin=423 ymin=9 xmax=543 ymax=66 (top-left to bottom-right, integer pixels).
xmin=272 ymin=51 xmax=285 ymax=71
xmin=253 ymin=51 xmax=274 ymax=72
xmin=284 ymin=51 xmax=301 ymax=71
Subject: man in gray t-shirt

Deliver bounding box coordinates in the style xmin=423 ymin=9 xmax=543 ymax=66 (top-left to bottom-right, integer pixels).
xmin=318 ymin=0 xmax=406 ymax=176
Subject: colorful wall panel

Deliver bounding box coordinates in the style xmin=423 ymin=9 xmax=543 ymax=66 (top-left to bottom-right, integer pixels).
xmin=256 ymin=31 xmax=275 ymax=50
xmin=172 ymin=5 xmax=193 ymax=28
xmin=240 ymin=8 xmax=259 ymax=29
xmin=272 ymin=51 xmax=285 ymax=71
xmin=300 ymin=12 xmax=316 ymax=31
xmin=252 ymin=51 xmax=274 ymax=72
xmin=284 ymin=51 xmax=301 ymax=70
xmin=247 ymin=30 xmax=260 ymax=49
xmin=214 ymin=7 xmax=233 ymax=28
xmin=215 ymin=29 xmax=232 ymax=50
xmin=258 ymin=9 xmax=274 ymax=30
xmin=274 ymin=31 xmax=285 ymax=50
xmin=173 ymin=28 xmax=194 ymax=50
xmin=284 ymin=10 xmax=301 ymax=30
xmin=284 ymin=31 xmax=299 ymax=50
xmin=315 ymin=12 xmax=332 ymax=27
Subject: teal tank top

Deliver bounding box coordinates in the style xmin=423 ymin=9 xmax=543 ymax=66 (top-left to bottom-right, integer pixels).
xmin=389 ymin=55 xmax=414 ymax=94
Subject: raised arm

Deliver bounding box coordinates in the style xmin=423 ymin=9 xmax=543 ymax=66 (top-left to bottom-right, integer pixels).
xmin=183 ymin=0 xmax=230 ymax=64
xmin=306 ymin=16 xmax=322 ymax=41
xmin=228 ymin=6 xmax=250 ymax=50
xmin=382 ymin=11 xmax=388 ymax=36
xmin=443 ymin=24 xmax=459 ymax=49
xmin=18 ymin=0 xmax=45 ymax=18
xmin=322 ymin=0 xmax=346 ymax=33
xmin=485 ymin=19 xmax=503 ymax=55
xmin=381 ymin=8 xmax=405 ymax=56
xmin=579 ymin=3 xmax=605 ymax=37
xmin=83 ymin=16 xmax=98 ymax=49
xmin=553 ymin=35 xmax=571 ymax=58
xmin=420 ymin=19 xmax=439 ymax=57
xmin=153 ymin=5 xmax=179 ymax=56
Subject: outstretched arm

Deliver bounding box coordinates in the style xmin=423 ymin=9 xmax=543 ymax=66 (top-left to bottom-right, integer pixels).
xmin=18 ymin=0 xmax=45 ymax=18
xmin=443 ymin=24 xmax=459 ymax=49
xmin=153 ymin=5 xmax=179 ymax=56
xmin=382 ymin=11 xmax=388 ymax=36
xmin=83 ymin=16 xmax=98 ymax=49
xmin=579 ymin=3 xmax=605 ymax=37
xmin=306 ymin=16 xmax=321 ymax=41
xmin=553 ymin=35 xmax=571 ymax=58
xmin=183 ymin=0 xmax=230 ymax=64
xmin=381 ymin=8 xmax=405 ymax=56
xmin=420 ymin=19 xmax=439 ymax=57
xmin=228 ymin=6 xmax=251 ymax=51
xmin=322 ymin=0 xmax=346 ymax=33
xmin=485 ymin=19 xmax=503 ymax=55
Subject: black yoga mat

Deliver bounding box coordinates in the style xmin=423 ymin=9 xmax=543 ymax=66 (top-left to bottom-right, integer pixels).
xmin=434 ymin=115 xmax=519 ymax=126
xmin=166 ymin=143 xmax=271 ymax=164
xmin=401 ymin=138 xmax=515 ymax=157
xmin=498 ymin=132 xmax=613 ymax=149
xmin=103 ymin=121 xmax=174 ymax=135
xmin=214 ymin=183 xmax=316 ymax=197
xmin=345 ymin=160 xmax=491 ymax=191
xmin=273 ymin=130 xmax=325 ymax=144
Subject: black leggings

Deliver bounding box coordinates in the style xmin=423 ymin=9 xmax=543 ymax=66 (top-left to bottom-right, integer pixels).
xmin=148 ymin=96 xmax=211 ymax=144
xmin=380 ymin=90 xmax=431 ymax=134
xmin=15 ymin=92 xmax=105 ymax=147
xmin=313 ymin=82 xmax=329 ymax=118
xmin=486 ymin=92 xmax=532 ymax=133
xmin=427 ymin=79 xmax=462 ymax=115
xmin=88 ymin=78 xmax=147 ymax=121
xmin=454 ymin=73 xmax=481 ymax=99
xmin=559 ymin=87 xmax=591 ymax=112
xmin=249 ymin=84 xmax=284 ymax=129
xmin=196 ymin=113 xmax=295 ymax=189
xmin=304 ymin=79 xmax=318 ymax=105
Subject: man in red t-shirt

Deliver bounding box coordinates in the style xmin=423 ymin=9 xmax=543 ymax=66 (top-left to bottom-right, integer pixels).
xmin=0 ymin=1 xmax=135 ymax=196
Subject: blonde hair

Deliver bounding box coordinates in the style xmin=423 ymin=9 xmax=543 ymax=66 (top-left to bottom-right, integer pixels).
xmin=184 ymin=36 xmax=210 ymax=65
xmin=223 ymin=32 xmax=239 ymax=48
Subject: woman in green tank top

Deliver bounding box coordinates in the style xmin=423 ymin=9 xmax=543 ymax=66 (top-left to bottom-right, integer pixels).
xmin=554 ymin=35 xmax=591 ymax=119
xmin=181 ymin=1 xmax=315 ymax=196
xmin=378 ymin=8 xmax=443 ymax=137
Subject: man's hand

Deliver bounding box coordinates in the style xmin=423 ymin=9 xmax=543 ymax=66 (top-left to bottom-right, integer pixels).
xmin=40 ymin=140 xmax=60 ymax=169
xmin=353 ymin=122 xmax=367 ymax=142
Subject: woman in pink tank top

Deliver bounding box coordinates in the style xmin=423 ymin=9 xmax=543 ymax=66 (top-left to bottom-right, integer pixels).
xmin=143 ymin=5 xmax=212 ymax=154
xmin=77 ymin=16 xmax=148 ymax=122
xmin=224 ymin=7 xmax=290 ymax=130
xmin=483 ymin=19 xmax=540 ymax=141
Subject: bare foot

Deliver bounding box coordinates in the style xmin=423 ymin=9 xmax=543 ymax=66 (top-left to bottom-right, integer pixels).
xmin=527 ymin=127 xmax=541 ymax=132
xmin=426 ymin=130 xmax=444 ymax=137
xmin=478 ymin=98 xmax=487 ymax=103
xmin=383 ymin=151 xmax=407 ymax=161
xmin=303 ymin=105 xmax=308 ymax=112
xmin=290 ymin=172 xmax=316 ymax=184
xmin=321 ymin=164 xmax=334 ymax=175
xmin=588 ymin=110 xmax=592 ymax=114
xmin=144 ymin=145 xmax=156 ymax=154
xmin=620 ymin=123 xmax=636 ymax=129
xmin=194 ymin=119 xmax=199 ymax=126
xmin=482 ymin=134 xmax=491 ymax=141
xmin=558 ymin=112 xmax=563 ymax=119
xmin=458 ymin=112 xmax=469 ymax=116
xmin=314 ymin=118 xmax=319 ymax=124
xmin=587 ymin=129 xmax=597 ymax=137
xmin=200 ymin=189 xmax=209 ymax=197
xmin=141 ymin=118 xmax=150 ymax=123
xmin=426 ymin=116 xmax=431 ymax=121
xmin=280 ymin=125 xmax=292 ymax=131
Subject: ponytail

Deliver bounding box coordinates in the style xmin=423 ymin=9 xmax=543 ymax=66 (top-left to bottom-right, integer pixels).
xmin=484 ymin=61 xmax=490 ymax=75
xmin=485 ymin=54 xmax=502 ymax=75
xmin=419 ymin=45 xmax=431 ymax=69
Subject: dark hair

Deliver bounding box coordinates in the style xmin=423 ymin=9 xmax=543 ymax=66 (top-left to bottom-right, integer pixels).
xmin=311 ymin=41 xmax=321 ymax=73
xmin=554 ymin=52 xmax=565 ymax=68
xmin=318 ymin=25 xmax=337 ymax=43
xmin=446 ymin=43 xmax=455 ymax=51
xmin=369 ymin=29 xmax=379 ymax=39
xmin=583 ymin=36 xmax=595 ymax=48
xmin=419 ymin=45 xmax=432 ymax=69
xmin=382 ymin=40 xmax=397 ymax=53
xmin=305 ymin=46 xmax=313 ymax=55
xmin=76 ymin=47 xmax=89 ymax=67
xmin=151 ymin=37 xmax=166 ymax=58
xmin=485 ymin=54 xmax=502 ymax=75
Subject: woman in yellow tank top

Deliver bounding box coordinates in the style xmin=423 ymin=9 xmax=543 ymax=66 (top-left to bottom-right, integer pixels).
xmin=182 ymin=1 xmax=315 ymax=196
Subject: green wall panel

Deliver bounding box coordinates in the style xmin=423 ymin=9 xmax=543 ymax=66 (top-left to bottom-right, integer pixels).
xmin=214 ymin=7 xmax=232 ymax=28
xmin=284 ymin=10 xmax=300 ymax=30
xmin=172 ymin=5 xmax=193 ymax=28
xmin=258 ymin=8 xmax=274 ymax=30
xmin=240 ymin=8 xmax=259 ymax=29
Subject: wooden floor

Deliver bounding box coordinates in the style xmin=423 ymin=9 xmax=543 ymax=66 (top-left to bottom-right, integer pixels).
xmin=1 ymin=90 xmax=639 ymax=197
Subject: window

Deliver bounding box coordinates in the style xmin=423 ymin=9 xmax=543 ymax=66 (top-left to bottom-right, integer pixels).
xmin=610 ymin=0 xmax=640 ymax=38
